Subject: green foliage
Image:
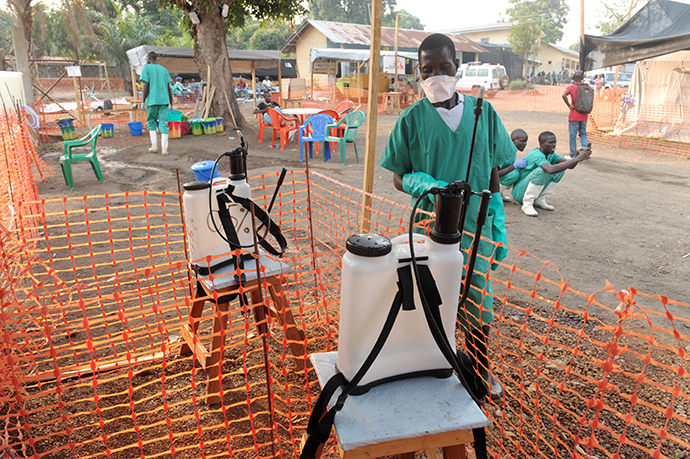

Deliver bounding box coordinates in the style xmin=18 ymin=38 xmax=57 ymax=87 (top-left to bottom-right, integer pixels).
xmin=595 ymin=0 xmax=643 ymax=35
xmin=382 ymin=9 xmax=424 ymax=30
xmin=506 ymin=0 xmax=568 ymax=44
xmin=32 ymin=3 xmax=101 ymax=61
xmin=508 ymin=80 xmax=534 ymax=90
xmin=0 ymin=9 xmax=14 ymax=51
xmin=226 ymin=21 xmax=293 ymax=50
xmin=569 ymin=42 xmax=579 ymax=51
xmin=97 ymin=6 xmax=161 ymax=66
xmin=507 ymin=19 xmax=541 ymax=60
xmin=310 ymin=0 xmax=396 ymax=24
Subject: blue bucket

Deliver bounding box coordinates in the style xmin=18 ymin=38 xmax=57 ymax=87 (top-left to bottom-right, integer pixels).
xmin=191 ymin=161 xmax=221 ymax=182
xmin=127 ymin=121 xmax=143 ymax=136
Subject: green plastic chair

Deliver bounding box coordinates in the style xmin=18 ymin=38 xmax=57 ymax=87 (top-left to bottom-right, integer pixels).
xmin=323 ymin=111 xmax=365 ymax=165
xmin=60 ymin=125 xmax=104 ymax=191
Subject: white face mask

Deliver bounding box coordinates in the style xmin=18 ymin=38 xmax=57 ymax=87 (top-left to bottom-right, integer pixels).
xmin=420 ymin=75 xmax=460 ymax=104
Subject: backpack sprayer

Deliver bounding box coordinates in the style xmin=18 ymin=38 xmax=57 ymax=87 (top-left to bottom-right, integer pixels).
xmin=301 ymin=91 xmax=493 ymax=459
xmin=182 ymin=131 xmax=288 ymax=280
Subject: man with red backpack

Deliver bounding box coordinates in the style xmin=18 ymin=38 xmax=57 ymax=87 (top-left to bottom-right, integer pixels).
xmin=562 ymin=70 xmax=590 ymax=158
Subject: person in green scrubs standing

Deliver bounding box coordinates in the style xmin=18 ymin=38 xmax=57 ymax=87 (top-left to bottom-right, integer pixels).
xmin=141 ymin=52 xmax=173 ymax=155
xmin=379 ymin=33 xmax=516 ymax=401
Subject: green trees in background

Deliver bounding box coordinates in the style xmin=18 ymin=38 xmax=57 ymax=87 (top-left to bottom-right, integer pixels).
xmin=309 ymin=0 xmax=424 ymax=30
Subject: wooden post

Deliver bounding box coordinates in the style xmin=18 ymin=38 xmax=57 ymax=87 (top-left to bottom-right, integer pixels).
xmin=394 ymin=13 xmax=399 ymax=91
xmin=252 ymin=61 xmax=257 ymax=107
xmin=310 ymin=62 xmax=314 ymax=101
xmin=357 ymin=62 xmax=363 ymax=104
xmin=131 ymin=67 xmax=138 ymax=100
xmin=359 ymin=0 xmax=383 ymax=232
xmin=277 ymin=58 xmax=282 ymax=95
xmin=73 ymin=75 xmax=84 ymax=136
xmin=103 ymin=62 xmax=111 ymax=92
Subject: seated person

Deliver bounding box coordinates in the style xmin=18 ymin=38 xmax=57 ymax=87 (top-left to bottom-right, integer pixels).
xmin=510 ymin=131 xmax=592 ymax=216
xmin=171 ymin=77 xmax=194 ymax=96
xmin=388 ymin=77 xmax=396 ymax=92
xmin=262 ymin=76 xmax=274 ymax=91
xmin=236 ymin=79 xmax=247 ymax=89
xmin=253 ymin=92 xmax=283 ymax=126
xmin=497 ymin=129 xmax=529 ymax=201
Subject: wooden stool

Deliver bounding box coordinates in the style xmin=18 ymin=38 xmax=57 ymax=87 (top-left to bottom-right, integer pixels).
xmin=179 ymin=255 xmax=307 ymax=404
xmin=382 ymin=92 xmax=402 ymax=115
xmin=304 ymin=352 xmax=489 ymax=459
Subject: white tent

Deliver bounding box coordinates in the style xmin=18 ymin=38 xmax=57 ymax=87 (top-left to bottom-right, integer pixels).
xmin=614 ymin=51 xmax=690 ymax=142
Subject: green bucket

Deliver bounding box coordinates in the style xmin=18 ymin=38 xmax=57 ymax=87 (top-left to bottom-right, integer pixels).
xmin=190 ymin=119 xmax=203 ymax=136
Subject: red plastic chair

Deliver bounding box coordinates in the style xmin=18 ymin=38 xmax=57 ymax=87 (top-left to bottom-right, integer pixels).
xmin=334 ymin=100 xmax=355 ymax=116
xmin=266 ymin=108 xmax=299 ymax=150
xmin=257 ymin=112 xmax=268 ymax=143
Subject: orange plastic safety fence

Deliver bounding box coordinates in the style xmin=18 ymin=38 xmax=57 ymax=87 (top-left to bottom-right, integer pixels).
xmin=1 ymin=166 xmax=688 ymax=459
xmin=0 ymin=108 xmax=53 ymax=251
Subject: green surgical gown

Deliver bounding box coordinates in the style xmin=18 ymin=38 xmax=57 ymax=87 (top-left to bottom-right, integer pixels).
xmin=379 ymin=96 xmax=516 ymax=331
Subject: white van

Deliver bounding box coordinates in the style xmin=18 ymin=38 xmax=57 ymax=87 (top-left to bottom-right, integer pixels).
xmin=455 ymin=62 xmax=510 ymax=93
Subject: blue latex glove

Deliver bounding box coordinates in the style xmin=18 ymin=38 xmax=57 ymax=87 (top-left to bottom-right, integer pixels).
xmin=402 ymin=172 xmax=449 ymax=207
xmin=488 ymin=192 xmax=508 ymax=270
xmin=513 ymin=157 xmax=527 ymax=169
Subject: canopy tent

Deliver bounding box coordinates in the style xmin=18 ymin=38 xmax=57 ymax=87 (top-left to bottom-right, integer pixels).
xmin=581 ymin=0 xmax=690 ymax=71
xmin=125 ymin=46 xmax=293 ymax=77
xmin=613 ymin=51 xmax=690 ymax=143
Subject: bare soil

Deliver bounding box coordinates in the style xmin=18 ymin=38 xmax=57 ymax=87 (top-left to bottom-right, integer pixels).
xmin=20 ymin=101 xmax=690 ymax=458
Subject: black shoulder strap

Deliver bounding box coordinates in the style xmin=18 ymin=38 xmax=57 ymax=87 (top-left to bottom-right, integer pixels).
xmin=219 ymin=190 xmax=288 ymax=257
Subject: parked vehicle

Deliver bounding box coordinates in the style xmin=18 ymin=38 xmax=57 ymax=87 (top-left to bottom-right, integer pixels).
xmin=455 ymin=62 xmax=510 ymax=95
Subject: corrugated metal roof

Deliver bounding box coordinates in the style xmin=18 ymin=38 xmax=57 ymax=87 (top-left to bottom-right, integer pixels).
xmin=546 ymin=43 xmax=579 ymax=57
xmin=282 ymin=20 xmax=487 ymax=54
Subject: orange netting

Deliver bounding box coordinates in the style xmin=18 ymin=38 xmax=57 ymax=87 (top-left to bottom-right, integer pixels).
xmin=0 ymin=108 xmax=54 ymax=248
xmin=1 ymin=154 xmax=688 ymax=459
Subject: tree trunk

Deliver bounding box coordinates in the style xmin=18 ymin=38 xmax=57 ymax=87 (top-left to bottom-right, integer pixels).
xmin=190 ymin=11 xmax=244 ymax=128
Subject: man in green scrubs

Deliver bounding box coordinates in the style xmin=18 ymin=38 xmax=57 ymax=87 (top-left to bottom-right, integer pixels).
xmin=141 ymin=52 xmax=173 ymax=155
xmin=511 ymin=131 xmax=591 ymax=216
xmin=379 ymin=34 xmax=516 ymax=401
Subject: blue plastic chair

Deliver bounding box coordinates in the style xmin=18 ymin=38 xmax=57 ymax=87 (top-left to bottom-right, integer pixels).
xmin=298 ymin=114 xmax=334 ymax=162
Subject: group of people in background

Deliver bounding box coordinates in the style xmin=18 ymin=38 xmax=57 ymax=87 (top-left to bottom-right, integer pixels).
xmin=526 ymin=70 xmax=571 ymax=85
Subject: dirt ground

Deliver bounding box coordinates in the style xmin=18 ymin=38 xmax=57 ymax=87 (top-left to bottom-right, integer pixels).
xmin=36 ymin=102 xmax=690 ymax=314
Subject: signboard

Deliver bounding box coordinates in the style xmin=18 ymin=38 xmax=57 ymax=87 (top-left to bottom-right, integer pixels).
xmin=66 ymin=66 xmax=82 ymax=77
xmin=312 ymin=61 xmax=337 ymax=75
xmin=383 ymin=55 xmax=405 ymax=74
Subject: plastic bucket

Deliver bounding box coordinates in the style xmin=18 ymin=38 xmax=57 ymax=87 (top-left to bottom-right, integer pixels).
xmin=101 ymin=123 xmax=114 ymax=138
xmin=190 ymin=119 xmax=203 ymax=136
xmin=202 ymin=118 xmax=217 ymax=135
xmin=191 ymin=161 xmax=221 ymax=182
xmin=181 ymin=121 xmax=190 ymax=136
xmin=57 ymin=118 xmax=77 ymax=140
xmin=215 ymin=117 xmax=224 ymax=133
xmin=127 ymin=121 xmax=143 ymax=136
xmin=168 ymin=121 xmax=181 ymax=139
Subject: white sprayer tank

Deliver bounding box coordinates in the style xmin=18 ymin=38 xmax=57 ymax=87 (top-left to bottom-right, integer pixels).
xmin=336 ymin=233 xmax=464 ymax=388
xmin=182 ymin=177 xmax=253 ymax=271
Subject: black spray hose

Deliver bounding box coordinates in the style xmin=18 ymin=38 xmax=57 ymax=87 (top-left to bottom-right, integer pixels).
xmin=206 ymin=132 xmax=274 ymax=250
xmin=408 ymin=188 xmax=484 ymax=407
xmin=464 ymin=87 xmax=486 ymax=183
xmin=458 ymin=190 xmax=492 ymax=313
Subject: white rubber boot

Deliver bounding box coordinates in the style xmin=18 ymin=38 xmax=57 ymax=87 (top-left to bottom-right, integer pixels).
xmin=148 ymin=131 xmax=158 ymax=152
xmin=521 ymin=182 xmax=543 ymax=217
xmin=500 ymin=185 xmax=513 ymax=203
xmin=534 ymin=182 xmax=557 ymax=211
xmin=161 ymin=134 xmax=169 ymax=156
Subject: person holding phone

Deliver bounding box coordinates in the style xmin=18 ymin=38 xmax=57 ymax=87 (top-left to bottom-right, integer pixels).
xmin=510 ymin=131 xmax=592 ymax=216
